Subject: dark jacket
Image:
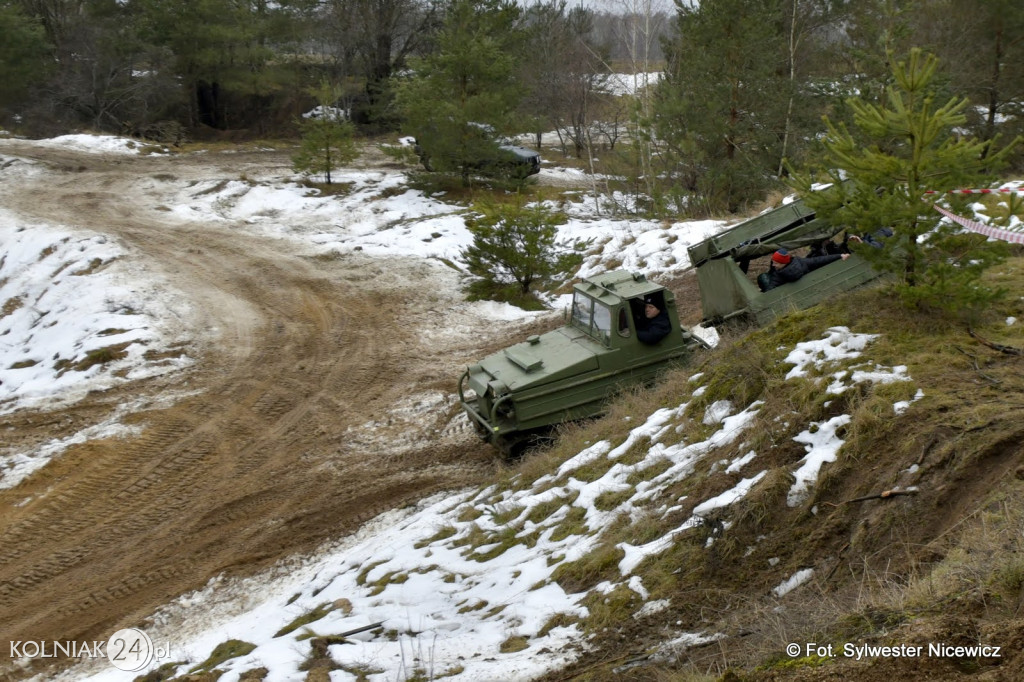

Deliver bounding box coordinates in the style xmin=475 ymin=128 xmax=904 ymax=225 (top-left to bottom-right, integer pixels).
xmin=767 ymin=254 xmax=843 ymax=289
xmin=636 ymin=310 xmax=671 ymax=344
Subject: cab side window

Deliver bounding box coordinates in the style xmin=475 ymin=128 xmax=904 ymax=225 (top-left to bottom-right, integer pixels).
xmin=617 ymin=307 xmax=631 ymax=336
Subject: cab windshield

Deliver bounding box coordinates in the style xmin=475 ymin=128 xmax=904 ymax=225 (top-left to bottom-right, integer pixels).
xmin=571 ymin=292 xmax=612 ymax=344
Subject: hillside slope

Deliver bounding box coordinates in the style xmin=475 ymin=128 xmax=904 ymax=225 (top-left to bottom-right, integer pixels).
xmin=535 ymin=259 xmax=1024 ymax=681
xmin=52 ymin=258 xmax=1022 ymax=682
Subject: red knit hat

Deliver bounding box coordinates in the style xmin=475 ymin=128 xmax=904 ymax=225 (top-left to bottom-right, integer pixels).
xmin=771 ymin=249 xmax=792 ymax=265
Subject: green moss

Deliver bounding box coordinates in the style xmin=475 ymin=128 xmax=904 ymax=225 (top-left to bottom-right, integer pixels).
xmin=274 ymin=602 xmax=335 ymax=637
xmin=189 ymin=639 xmax=257 ymax=673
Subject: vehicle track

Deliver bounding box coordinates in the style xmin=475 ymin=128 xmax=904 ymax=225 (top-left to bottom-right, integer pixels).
xmin=0 ymin=142 xmax=507 ymax=677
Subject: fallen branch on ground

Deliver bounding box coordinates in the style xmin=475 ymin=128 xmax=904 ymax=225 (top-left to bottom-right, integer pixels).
xmin=968 ymin=329 xmax=1023 ymax=356
xmin=845 ymin=489 xmax=919 ymax=504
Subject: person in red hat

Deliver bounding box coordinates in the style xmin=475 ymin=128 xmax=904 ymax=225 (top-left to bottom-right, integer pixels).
xmin=763 ymin=248 xmax=850 ymax=291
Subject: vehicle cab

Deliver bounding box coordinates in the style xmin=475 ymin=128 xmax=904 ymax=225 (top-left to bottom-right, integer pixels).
xmin=458 ymin=271 xmax=705 ymax=457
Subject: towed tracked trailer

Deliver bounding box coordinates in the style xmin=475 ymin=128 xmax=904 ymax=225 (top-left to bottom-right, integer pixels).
xmin=687 ymin=197 xmax=882 ymax=327
xmin=458 ymin=270 xmax=708 ymax=457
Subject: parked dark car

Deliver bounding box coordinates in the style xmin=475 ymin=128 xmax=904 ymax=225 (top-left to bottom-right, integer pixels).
xmin=413 ymin=123 xmax=541 ymax=179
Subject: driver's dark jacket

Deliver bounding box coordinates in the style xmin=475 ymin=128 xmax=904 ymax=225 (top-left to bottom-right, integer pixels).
xmin=636 ymin=310 xmax=671 ymax=344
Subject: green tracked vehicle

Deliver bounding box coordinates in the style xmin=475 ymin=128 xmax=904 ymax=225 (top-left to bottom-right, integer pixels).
xmin=458 ymin=270 xmax=708 ymax=457
xmin=687 ymin=197 xmax=883 ymax=327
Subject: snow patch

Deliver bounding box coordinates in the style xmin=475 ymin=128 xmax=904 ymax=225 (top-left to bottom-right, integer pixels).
xmin=773 ymin=568 xmax=814 ymax=597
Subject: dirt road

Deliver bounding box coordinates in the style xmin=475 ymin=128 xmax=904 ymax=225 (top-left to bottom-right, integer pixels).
xmin=0 ymin=142 xmax=521 ymax=677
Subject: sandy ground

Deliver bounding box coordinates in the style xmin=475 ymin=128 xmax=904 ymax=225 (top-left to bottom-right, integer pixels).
xmin=0 ymin=142 xmax=549 ymax=676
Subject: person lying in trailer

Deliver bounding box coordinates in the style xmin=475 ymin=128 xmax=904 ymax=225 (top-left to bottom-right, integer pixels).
xmin=761 ymin=248 xmax=850 ymax=291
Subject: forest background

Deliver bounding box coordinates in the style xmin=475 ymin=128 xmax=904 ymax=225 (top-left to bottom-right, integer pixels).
xmin=1 ymin=0 xmax=1022 ymax=216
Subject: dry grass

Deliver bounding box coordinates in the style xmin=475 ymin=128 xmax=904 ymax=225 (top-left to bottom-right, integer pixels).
xmin=71 ymin=257 xmax=111 ymax=276
xmin=53 ymin=342 xmax=133 ymax=375
xmin=522 ymin=256 xmax=1024 ymax=679
xmin=499 ymin=635 xmax=529 ymax=653
xmin=1 ymin=295 xmax=24 ymax=318
xmin=552 ymin=537 xmax=626 ymax=594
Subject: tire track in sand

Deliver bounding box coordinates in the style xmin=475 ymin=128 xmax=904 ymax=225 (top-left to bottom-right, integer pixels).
xmin=0 ymin=145 xmax=498 ymax=673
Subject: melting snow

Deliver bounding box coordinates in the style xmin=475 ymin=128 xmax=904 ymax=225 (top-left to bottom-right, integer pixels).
xmin=787 ymin=415 xmax=852 ymax=507
xmin=785 ymin=327 xmax=877 ymax=380
xmin=772 ymin=568 xmax=814 ymax=597
xmin=894 ymin=388 xmax=926 ymax=414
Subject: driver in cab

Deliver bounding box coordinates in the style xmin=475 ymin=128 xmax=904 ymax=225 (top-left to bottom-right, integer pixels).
xmin=636 ymin=295 xmax=671 ymax=345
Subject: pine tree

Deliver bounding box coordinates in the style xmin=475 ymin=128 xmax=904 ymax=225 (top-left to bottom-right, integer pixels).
xmin=793 ymin=49 xmax=1020 ymax=317
xmin=461 ymin=199 xmax=585 ymax=306
xmin=0 ymin=4 xmax=51 ymax=113
xmin=137 ymin=0 xmax=279 ymax=129
xmin=394 ymin=0 xmax=525 ymax=187
xmin=928 ymin=0 xmax=1024 ymax=161
xmin=655 ymin=0 xmax=791 ymax=215
xmin=292 ymin=83 xmax=358 ymax=184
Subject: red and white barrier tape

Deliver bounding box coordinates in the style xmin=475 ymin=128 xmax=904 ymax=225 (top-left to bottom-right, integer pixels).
xmin=934 ymin=205 xmax=1024 ymax=244
xmin=924 ymin=188 xmax=1024 ymax=195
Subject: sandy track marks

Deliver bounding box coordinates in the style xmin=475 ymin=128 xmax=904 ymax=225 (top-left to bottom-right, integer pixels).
xmin=0 ymin=144 xmax=498 ymax=668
